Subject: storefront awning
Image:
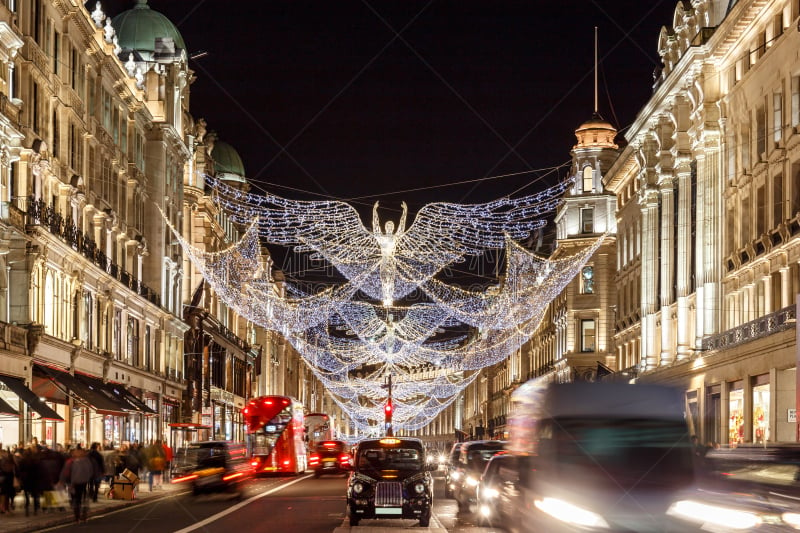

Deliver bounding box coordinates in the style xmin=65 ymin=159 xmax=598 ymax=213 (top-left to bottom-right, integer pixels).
xmin=0 ymin=395 xmax=19 ymax=416
xmin=36 ymin=366 xmax=129 ymax=416
xmin=99 ymin=380 xmax=157 ymax=415
xmin=0 ymin=374 xmax=64 ymax=421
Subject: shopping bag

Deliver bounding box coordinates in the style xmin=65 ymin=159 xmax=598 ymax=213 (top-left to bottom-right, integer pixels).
xmin=42 ymin=488 xmax=69 ymax=511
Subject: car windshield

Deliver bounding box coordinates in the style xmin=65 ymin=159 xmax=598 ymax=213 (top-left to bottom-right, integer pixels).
xmin=548 ymin=418 xmax=694 ymax=490
xmin=358 ymin=447 xmax=422 ymax=470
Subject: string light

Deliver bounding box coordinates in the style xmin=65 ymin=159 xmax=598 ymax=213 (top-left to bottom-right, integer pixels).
xmin=169 ymin=175 xmax=600 ymax=431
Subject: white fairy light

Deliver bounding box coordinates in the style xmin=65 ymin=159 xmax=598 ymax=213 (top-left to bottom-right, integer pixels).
xmin=168 ymin=176 xmax=600 ymax=431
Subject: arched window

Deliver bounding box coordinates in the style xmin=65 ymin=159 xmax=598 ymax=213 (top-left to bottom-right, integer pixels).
xmin=582 ymin=166 xmax=594 ymax=193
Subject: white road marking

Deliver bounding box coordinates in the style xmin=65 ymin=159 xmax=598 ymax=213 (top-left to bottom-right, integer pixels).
xmin=173 ymin=474 xmax=313 ymax=533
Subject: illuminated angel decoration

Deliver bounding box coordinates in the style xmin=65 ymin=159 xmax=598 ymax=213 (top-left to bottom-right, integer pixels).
xmin=207 ymin=175 xmax=570 ymax=303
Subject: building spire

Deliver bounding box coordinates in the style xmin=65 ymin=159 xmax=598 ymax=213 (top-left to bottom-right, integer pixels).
xmin=594 ymin=26 xmax=598 ymax=114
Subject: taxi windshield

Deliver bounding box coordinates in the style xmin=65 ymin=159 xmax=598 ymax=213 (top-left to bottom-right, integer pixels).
xmin=358 ymin=447 xmax=422 ymax=470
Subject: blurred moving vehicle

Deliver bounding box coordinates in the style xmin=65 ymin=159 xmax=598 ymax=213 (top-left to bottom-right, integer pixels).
xmin=305 ymin=413 xmax=333 ymax=450
xmin=171 ymin=441 xmax=253 ymax=497
xmin=476 ymin=452 xmax=518 ymax=528
xmin=309 ymin=440 xmax=350 ymax=477
xmin=243 ymin=395 xmax=307 ymax=475
xmin=444 ymin=442 xmax=463 ymax=499
xmin=452 ymin=440 xmax=506 ymax=513
xmin=691 ymin=445 xmax=800 ymax=531
xmin=508 ymin=380 xmax=704 ymax=532
xmin=345 ymin=437 xmax=437 ymax=527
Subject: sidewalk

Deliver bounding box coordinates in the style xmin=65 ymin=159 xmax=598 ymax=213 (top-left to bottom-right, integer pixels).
xmin=2 ymin=478 xmax=187 ymax=533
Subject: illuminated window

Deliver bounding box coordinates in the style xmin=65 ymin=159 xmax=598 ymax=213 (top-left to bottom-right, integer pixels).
xmin=582 ymin=166 xmax=593 ymax=193
xmin=581 ymin=266 xmax=594 ymax=294
xmin=580 ymin=319 xmax=595 ymax=352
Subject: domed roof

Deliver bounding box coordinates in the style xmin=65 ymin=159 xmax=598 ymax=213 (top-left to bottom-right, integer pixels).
xmin=112 ymin=0 xmax=186 ymax=60
xmin=574 ymin=112 xmax=618 ymax=149
xmin=212 ymin=141 xmax=247 ymax=183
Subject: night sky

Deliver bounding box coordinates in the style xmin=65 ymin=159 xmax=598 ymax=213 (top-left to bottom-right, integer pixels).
xmin=100 ymin=1 xmax=678 ymax=209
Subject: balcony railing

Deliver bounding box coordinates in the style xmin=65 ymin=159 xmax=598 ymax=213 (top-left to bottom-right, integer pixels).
xmin=701 ymin=305 xmax=796 ymax=352
xmin=26 ymin=197 xmax=160 ymax=306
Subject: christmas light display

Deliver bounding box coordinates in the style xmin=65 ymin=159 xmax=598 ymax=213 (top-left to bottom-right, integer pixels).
xmin=170 ymin=176 xmax=601 ymax=431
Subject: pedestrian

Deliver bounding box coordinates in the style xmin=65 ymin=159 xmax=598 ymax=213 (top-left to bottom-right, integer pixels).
xmin=162 ymin=440 xmax=174 ymax=482
xmin=59 ymin=446 xmax=98 ymax=523
xmin=145 ymin=440 xmax=166 ymax=491
xmin=87 ymin=443 xmax=105 ymax=502
xmin=0 ymin=448 xmax=17 ymax=514
xmin=18 ymin=443 xmax=44 ymax=516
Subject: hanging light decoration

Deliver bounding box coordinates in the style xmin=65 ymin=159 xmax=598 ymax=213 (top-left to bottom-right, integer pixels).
xmin=169 ymin=175 xmax=601 ymax=430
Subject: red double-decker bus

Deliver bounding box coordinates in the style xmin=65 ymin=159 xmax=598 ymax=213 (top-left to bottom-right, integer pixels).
xmin=243 ymin=396 xmax=307 ymax=475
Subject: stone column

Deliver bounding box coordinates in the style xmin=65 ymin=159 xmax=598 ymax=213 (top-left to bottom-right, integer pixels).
xmin=660 ymin=179 xmax=676 ymax=365
xmin=675 ymin=159 xmax=692 ymax=359
xmin=780 ymin=266 xmax=791 ymax=309
xmin=641 ymin=187 xmax=660 ymax=370
xmin=701 ymin=137 xmax=723 ymax=337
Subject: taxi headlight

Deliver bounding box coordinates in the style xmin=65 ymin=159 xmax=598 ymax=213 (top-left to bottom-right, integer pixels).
xmin=353 ymin=481 xmax=365 ymax=494
xmin=413 ymin=482 xmax=426 ymax=494
xmin=666 ymin=500 xmax=762 ymax=530
xmin=450 ymin=471 xmax=461 ymax=481
xmin=465 ymin=475 xmax=479 ymax=487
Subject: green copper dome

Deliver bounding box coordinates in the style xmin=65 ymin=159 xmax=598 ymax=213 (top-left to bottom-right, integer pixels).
xmin=112 ymin=0 xmax=186 ymax=59
xmin=212 ymin=141 xmax=247 ymax=183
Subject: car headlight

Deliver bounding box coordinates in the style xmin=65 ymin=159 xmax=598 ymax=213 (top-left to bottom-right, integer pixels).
xmin=783 ymin=512 xmax=800 ymax=529
xmin=482 ymin=487 xmax=499 ymax=499
xmin=450 ymin=471 xmax=461 ymax=480
xmin=352 ymin=482 xmax=365 ymax=494
xmin=666 ymin=500 xmax=762 ymax=530
xmin=438 ymin=454 xmax=446 ymax=464
xmin=534 ymin=497 xmax=610 ymax=529
xmin=466 ymin=475 xmax=479 ymax=487
xmin=413 ymin=482 xmax=426 ymax=494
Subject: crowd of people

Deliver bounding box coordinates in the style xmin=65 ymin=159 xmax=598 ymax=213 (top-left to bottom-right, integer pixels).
xmin=0 ymin=438 xmax=173 ymax=523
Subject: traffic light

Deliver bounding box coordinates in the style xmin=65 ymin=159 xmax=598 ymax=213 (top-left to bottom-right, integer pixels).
xmin=384 ymin=400 xmax=393 ymax=436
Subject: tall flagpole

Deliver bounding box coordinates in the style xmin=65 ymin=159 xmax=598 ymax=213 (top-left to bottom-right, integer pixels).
xmin=594 ymin=26 xmax=598 ymax=114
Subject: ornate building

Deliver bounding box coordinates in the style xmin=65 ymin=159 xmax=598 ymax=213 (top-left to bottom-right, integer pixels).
xmin=0 ymin=0 xmax=351 ymax=451
xmin=441 ymin=0 xmax=800 ymax=447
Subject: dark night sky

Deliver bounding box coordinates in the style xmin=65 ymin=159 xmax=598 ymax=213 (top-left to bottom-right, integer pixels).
xmin=101 ymin=0 xmax=677 ymax=212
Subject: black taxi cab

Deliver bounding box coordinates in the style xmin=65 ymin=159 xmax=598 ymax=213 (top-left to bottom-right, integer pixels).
xmin=346 ymin=437 xmax=436 ymax=527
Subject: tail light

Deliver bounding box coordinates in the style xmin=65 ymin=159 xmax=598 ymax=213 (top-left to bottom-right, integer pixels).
xmin=222 ymin=472 xmax=244 ymax=482
xmin=339 ymin=454 xmax=350 ymax=464
xmin=309 ymin=454 xmax=320 ymax=466
xmin=251 ymin=460 xmax=259 ymax=467
xmin=283 ymin=460 xmax=290 ymax=466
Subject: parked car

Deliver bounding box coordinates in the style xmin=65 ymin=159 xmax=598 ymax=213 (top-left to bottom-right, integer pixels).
xmin=171 ymin=441 xmax=253 ymax=498
xmin=444 ymin=442 xmax=464 ymax=499
xmin=476 ymin=452 xmax=519 ymax=528
xmin=308 ymin=440 xmax=350 ymax=477
xmin=345 ymin=437 xmax=437 ymax=527
xmin=452 ymin=440 xmax=506 ymax=513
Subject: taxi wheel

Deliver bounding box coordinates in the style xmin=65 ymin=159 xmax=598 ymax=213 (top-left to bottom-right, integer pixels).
xmin=419 ymin=513 xmax=430 ymax=527
xmin=349 ymin=514 xmax=360 ymax=527
xmin=313 ymin=470 xmax=321 ymax=478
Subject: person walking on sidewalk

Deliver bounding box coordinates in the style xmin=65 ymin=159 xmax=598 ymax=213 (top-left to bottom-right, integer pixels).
xmin=87 ymin=443 xmax=105 ymax=502
xmin=59 ymin=447 xmax=98 ymax=523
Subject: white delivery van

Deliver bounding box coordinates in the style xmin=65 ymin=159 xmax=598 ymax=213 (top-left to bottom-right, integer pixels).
xmin=507 ymin=380 xmax=704 ymax=532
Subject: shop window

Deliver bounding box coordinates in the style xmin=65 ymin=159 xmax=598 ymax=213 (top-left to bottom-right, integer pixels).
xmin=729 ymin=384 xmax=745 ymax=446
xmin=752 ymin=375 xmax=770 ymax=444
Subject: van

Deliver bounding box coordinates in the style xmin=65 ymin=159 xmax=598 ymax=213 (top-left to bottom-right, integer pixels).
xmin=171 ymin=440 xmax=253 ymax=497
xmin=507 ymin=380 xmax=703 ymax=532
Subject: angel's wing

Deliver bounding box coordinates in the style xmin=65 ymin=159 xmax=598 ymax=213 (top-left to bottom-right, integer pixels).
xmin=207 ymin=176 xmax=379 ymax=266
xmin=395 ymin=179 xmax=569 ymax=275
